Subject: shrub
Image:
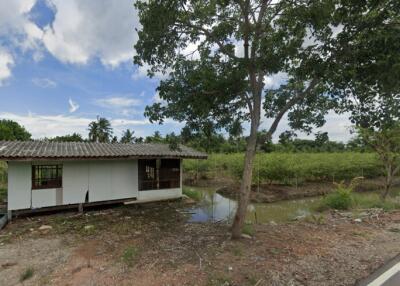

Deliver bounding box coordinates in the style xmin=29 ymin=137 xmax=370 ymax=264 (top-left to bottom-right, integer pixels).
xmin=182 ymin=187 xmax=202 ymax=201
xmin=324 ymin=186 xmax=353 ymax=210
xmin=20 ymin=267 xmax=34 ymax=282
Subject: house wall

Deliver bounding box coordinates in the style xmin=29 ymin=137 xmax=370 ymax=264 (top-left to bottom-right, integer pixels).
xmin=7 ymin=158 xmax=182 ymax=211
xmin=8 ymin=162 xmax=31 ymax=210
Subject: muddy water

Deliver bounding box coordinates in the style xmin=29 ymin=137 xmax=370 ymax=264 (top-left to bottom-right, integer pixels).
xmin=185 ymin=187 xmax=323 ymax=223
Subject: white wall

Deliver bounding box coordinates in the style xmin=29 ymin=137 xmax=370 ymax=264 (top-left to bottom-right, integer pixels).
xmin=138 ymin=188 xmax=182 ymax=202
xmin=88 ymin=160 xmax=138 ymax=202
xmin=32 ymin=188 xmax=58 ymax=208
xmin=63 ymin=162 xmax=89 ymax=204
xmin=7 ymin=158 xmax=182 ymax=211
xmin=8 ymin=162 xmax=31 ymax=210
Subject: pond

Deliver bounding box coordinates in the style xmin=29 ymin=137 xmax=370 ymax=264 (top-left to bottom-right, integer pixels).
xmin=185 ymin=186 xmax=323 ymax=223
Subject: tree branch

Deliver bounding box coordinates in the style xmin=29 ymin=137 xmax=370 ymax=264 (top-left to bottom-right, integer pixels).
xmin=266 ymin=78 xmax=319 ymax=140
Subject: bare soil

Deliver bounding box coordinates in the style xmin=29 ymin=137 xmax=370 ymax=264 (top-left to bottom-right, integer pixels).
xmin=187 ymin=177 xmax=400 ymax=203
xmin=1 ymin=200 xmax=400 ymax=285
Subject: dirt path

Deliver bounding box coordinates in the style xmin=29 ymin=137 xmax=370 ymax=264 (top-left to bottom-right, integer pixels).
xmin=1 ymin=201 xmax=400 ymax=285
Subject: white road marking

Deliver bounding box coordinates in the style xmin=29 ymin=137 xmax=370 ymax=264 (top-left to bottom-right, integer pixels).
xmin=368 ymin=262 xmax=400 ymax=286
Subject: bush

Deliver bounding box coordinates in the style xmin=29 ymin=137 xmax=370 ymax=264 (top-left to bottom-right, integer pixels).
xmin=321 ymin=178 xmax=365 ymax=210
xmin=324 ymin=186 xmax=353 ymax=210
xmin=182 ymin=187 xmax=202 ymax=201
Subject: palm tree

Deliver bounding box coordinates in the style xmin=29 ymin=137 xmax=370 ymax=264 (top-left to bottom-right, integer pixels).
xmin=120 ymin=129 xmax=135 ymax=143
xmin=88 ymin=117 xmax=113 ymax=143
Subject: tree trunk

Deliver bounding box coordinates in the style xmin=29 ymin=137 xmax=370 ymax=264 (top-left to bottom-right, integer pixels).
xmin=231 ymin=119 xmax=258 ymax=239
xmin=381 ymin=165 xmax=393 ymax=200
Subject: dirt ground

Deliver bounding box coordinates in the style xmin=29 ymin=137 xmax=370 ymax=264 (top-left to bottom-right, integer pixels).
xmin=1 ymin=200 xmax=400 ymax=286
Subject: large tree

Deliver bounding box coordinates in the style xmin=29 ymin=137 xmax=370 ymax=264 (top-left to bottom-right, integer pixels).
xmin=0 ymin=119 xmax=31 ymax=141
xmin=134 ymin=0 xmax=390 ymax=237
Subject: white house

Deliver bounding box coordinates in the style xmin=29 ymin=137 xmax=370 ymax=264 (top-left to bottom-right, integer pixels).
xmin=0 ymin=141 xmax=207 ymax=217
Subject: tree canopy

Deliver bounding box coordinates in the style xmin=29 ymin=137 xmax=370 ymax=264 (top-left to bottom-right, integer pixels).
xmin=0 ymin=119 xmax=31 ymax=141
xmin=134 ymin=0 xmax=399 ymax=237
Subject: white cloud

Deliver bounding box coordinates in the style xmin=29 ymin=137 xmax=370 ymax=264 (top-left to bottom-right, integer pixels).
xmin=96 ymin=96 xmax=141 ymax=108
xmin=0 ymin=0 xmax=42 ymax=83
xmin=0 ymin=50 xmax=14 ymax=85
xmin=264 ymin=72 xmax=288 ymax=90
xmin=0 ymin=112 xmax=149 ymax=139
xmin=68 ymin=98 xmax=79 ymax=113
xmin=32 ymin=77 xmax=57 ymax=88
xmin=95 ymin=95 xmax=142 ymax=117
xmin=42 ymin=0 xmax=140 ymax=67
xmin=258 ymin=111 xmax=353 ymax=142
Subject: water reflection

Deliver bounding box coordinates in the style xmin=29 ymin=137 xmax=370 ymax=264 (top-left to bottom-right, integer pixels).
xmin=186 ymin=187 xmax=322 ymax=223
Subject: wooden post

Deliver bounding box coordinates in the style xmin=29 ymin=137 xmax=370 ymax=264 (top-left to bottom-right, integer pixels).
xmin=7 ymin=210 xmax=12 ymax=222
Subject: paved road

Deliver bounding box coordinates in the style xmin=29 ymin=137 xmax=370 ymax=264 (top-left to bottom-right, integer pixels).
xmin=381 ymin=271 xmax=400 ymax=286
xmin=358 ymin=255 xmax=400 ymax=286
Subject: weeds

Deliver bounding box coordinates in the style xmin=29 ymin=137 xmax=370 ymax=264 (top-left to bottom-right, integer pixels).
xmin=0 ymin=188 xmax=6 ymax=203
xmin=242 ymin=223 xmax=254 ymax=236
xmin=121 ymin=246 xmax=139 ymax=267
xmin=182 ymin=187 xmax=202 ymax=201
xmin=20 ymin=267 xmax=34 ymax=282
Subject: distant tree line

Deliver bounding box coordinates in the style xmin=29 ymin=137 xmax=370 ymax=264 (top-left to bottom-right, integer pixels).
xmin=0 ymin=116 xmax=385 ymax=153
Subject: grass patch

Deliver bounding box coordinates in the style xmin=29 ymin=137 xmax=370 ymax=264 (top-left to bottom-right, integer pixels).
xmin=121 ymin=246 xmax=139 ymax=267
xmin=352 ymin=193 xmax=400 ymax=211
xmin=242 ymin=223 xmax=254 ymax=236
xmin=182 ymin=187 xmax=202 ymax=201
xmin=20 ymin=267 xmax=34 ymax=282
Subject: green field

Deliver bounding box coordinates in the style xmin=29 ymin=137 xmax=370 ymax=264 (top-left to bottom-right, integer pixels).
xmin=183 ymin=152 xmax=382 ymax=185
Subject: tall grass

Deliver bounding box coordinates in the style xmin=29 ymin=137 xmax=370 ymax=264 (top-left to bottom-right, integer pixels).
xmin=184 ymin=152 xmax=382 ymax=185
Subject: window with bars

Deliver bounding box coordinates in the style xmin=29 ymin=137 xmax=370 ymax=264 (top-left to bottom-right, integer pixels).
xmin=138 ymin=159 xmax=180 ymax=191
xmin=32 ymin=165 xmax=63 ymax=189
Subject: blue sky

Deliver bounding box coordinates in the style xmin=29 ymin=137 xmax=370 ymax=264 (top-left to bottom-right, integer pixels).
xmin=0 ymin=0 xmax=352 ymax=141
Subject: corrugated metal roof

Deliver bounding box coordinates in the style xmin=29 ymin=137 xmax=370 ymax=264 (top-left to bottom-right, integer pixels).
xmin=0 ymin=141 xmax=207 ymax=160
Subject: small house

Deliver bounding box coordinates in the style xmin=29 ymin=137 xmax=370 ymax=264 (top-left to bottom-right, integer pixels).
xmin=0 ymin=141 xmax=207 ymax=217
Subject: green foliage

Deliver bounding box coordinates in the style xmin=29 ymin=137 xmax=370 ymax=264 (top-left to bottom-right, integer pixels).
xmin=49 ymin=133 xmax=84 ymax=142
xmin=0 ymin=119 xmax=31 ymax=141
xmin=182 ymin=187 xmax=202 ymax=201
xmin=20 ymin=267 xmax=34 ymax=282
xmin=184 ymin=153 xmax=381 ymax=185
xmin=352 ymin=192 xmax=400 ymax=211
xmin=324 ymin=184 xmax=353 ymax=210
xmin=242 ymin=224 xmax=254 ymax=236
xmin=121 ymin=246 xmax=139 ymax=267
xmin=357 ymin=125 xmax=400 ymax=199
xmin=120 ymin=129 xmax=135 ymax=143
xmin=0 ymin=188 xmax=6 ymax=204
xmin=88 ymin=117 xmax=113 ymax=143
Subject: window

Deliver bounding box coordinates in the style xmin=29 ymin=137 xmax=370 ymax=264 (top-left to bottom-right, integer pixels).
xmin=138 ymin=159 xmax=180 ymax=191
xmin=32 ymin=165 xmax=62 ymax=189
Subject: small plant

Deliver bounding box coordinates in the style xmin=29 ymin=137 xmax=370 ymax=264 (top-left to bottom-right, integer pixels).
xmin=20 ymin=267 xmax=34 ymax=282
xmin=121 ymin=246 xmax=139 ymax=267
xmin=182 ymin=187 xmax=202 ymax=201
xmin=323 ymin=177 xmax=363 ymax=210
xmin=242 ymin=223 xmax=254 ymax=236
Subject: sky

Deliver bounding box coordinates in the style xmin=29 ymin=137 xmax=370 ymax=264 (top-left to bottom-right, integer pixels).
xmin=0 ymin=0 xmax=353 ymax=142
